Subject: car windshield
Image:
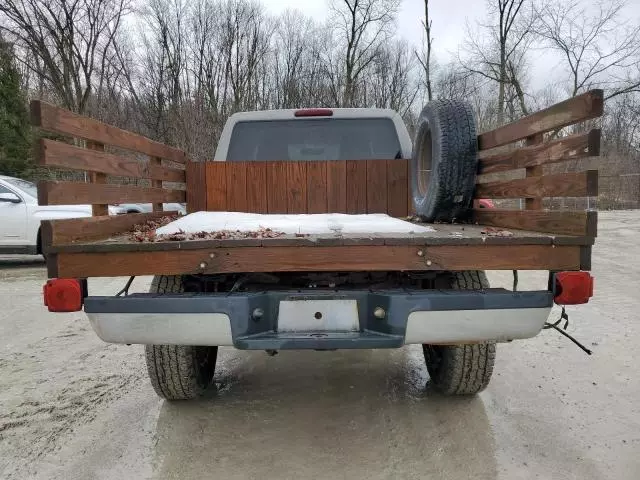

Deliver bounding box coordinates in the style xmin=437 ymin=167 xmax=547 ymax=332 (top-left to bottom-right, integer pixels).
xmin=4 ymin=177 xmax=37 ymax=198
xmin=226 ymin=118 xmax=402 ymax=161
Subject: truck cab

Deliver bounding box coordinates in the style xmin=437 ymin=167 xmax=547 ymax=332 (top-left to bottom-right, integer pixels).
xmin=214 ymin=108 xmax=412 ymax=162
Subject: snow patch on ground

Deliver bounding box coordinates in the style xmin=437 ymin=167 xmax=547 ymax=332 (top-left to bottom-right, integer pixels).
xmin=155 ymin=212 xmax=433 ymax=236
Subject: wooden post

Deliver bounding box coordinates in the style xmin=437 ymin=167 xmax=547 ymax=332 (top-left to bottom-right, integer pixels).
xmin=150 ymin=156 xmax=163 ymax=212
xmin=87 ymin=141 xmax=108 ymax=216
xmin=186 ymin=161 xmax=208 ymax=213
xmin=525 ymin=133 xmax=544 ymax=210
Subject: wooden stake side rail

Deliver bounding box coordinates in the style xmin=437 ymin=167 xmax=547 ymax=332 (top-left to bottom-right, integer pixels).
xmin=31 ymin=100 xmax=187 ymax=216
xmin=471 ymin=88 xmax=604 ymax=238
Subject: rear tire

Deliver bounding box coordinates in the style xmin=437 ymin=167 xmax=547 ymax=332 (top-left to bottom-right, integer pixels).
xmin=411 ymin=100 xmax=478 ymax=222
xmin=423 ymin=271 xmax=496 ymax=395
xmin=145 ymin=275 xmax=218 ymax=400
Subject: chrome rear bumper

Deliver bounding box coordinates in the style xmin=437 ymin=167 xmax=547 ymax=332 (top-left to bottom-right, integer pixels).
xmin=84 ymin=289 xmax=553 ymax=348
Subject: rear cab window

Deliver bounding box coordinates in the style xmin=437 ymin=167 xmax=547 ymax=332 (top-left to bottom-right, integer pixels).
xmin=226 ymin=118 xmax=402 ymax=161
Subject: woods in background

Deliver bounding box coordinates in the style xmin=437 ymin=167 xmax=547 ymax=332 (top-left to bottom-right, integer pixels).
xmin=0 ymin=0 xmax=639 ymax=206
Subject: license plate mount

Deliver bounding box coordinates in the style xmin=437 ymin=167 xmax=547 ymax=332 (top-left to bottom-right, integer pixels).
xmin=277 ymin=299 xmax=359 ymax=332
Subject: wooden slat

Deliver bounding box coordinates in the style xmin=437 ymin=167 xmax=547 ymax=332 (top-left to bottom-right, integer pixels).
xmin=38 ymin=181 xmax=185 ymax=206
xmin=387 ymin=159 xmax=408 ymax=217
xmin=50 ymin=244 xmax=583 ymax=278
xmin=473 ymin=210 xmax=597 ymax=237
xmin=246 ymin=162 xmax=268 ymax=213
xmin=474 ymin=171 xmax=598 ymax=199
xmin=49 ymin=140 xmax=184 ymax=182
xmin=286 ymin=162 xmax=307 ymax=213
xmin=478 ymin=90 xmax=604 ymax=150
xmin=366 ymin=160 xmax=387 ymax=213
xmin=307 ymin=162 xmax=328 ymax=213
xmin=206 ymin=162 xmax=227 ymax=211
xmin=326 ymin=161 xmax=347 ymax=213
xmin=41 ymin=211 xmax=180 ymax=246
xmin=150 ymin=156 xmax=163 ymax=211
xmin=525 ymin=134 xmax=544 ymax=210
xmin=87 ymin=141 xmax=108 ymax=216
xmin=226 ymin=163 xmax=248 ymax=211
xmin=346 ymin=160 xmax=367 ymax=213
xmin=38 ymin=139 xmax=186 ymax=182
xmin=479 ymin=130 xmax=601 ymax=174
xmin=266 ymin=162 xmax=288 ymax=213
xmin=30 ymin=101 xmax=186 ymax=163
xmin=186 ymin=161 xmax=207 ymax=213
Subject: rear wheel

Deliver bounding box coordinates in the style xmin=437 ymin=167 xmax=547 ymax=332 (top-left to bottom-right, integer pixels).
xmin=144 ymin=275 xmax=218 ymax=400
xmin=423 ymin=271 xmax=496 ymax=395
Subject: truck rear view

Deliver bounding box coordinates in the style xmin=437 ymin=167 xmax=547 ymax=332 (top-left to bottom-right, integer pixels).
xmin=34 ymin=91 xmax=603 ymax=400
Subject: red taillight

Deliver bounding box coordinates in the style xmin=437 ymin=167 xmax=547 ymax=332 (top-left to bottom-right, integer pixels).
xmin=43 ymin=279 xmax=83 ymax=312
xmin=478 ymin=199 xmax=495 ymax=208
xmin=554 ymin=272 xmax=594 ymax=305
xmin=294 ymin=108 xmax=333 ymax=117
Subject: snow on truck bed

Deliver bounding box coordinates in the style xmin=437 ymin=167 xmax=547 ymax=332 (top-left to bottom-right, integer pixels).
xmin=155 ymin=212 xmax=434 ymax=236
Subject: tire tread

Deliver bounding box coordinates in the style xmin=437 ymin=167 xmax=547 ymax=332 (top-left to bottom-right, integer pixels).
xmin=144 ymin=275 xmax=216 ymax=400
xmin=423 ymin=271 xmax=496 ymax=395
xmin=412 ymin=100 xmax=478 ymax=222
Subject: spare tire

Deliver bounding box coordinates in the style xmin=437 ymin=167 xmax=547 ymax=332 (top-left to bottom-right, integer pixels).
xmin=411 ymin=100 xmax=478 ymax=222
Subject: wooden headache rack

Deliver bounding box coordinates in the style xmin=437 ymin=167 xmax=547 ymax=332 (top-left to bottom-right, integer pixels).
xmin=31 ymin=90 xmax=603 ymax=279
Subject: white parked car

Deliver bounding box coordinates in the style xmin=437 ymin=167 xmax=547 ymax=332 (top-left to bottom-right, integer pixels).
xmin=116 ymin=202 xmax=187 ymax=215
xmin=0 ymin=175 xmax=124 ymax=256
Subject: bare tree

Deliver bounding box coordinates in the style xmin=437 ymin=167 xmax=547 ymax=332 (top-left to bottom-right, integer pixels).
xmin=329 ymin=0 xmax=401 ymax=107
xmin=534 ymin=0 xmax=640 ymax=100
xmin=0 ymin=0 xmax=130 ymax=114
xmin=218 ymin=0 xmax=270 ymax=112
xmin=366 ymin=39 xmax=419 ymax=115
xmin=460 ymin=0 xmax=533 ymax=125
xmin=271 ymin=10 xmax=316 ymax=108
xmin=415 ymin=0 xmax=434 ymax=101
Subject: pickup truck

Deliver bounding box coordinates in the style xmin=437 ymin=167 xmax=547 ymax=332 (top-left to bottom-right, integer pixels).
xmin=32 ymin=90 xmax=603 ymax=400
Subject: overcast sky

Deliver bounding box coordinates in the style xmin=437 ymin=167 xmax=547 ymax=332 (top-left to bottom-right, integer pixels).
xmin=264 ymin=0 xmax=486 ymax=60
xmin=262 ymin=0 xmax=640 ymax=91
